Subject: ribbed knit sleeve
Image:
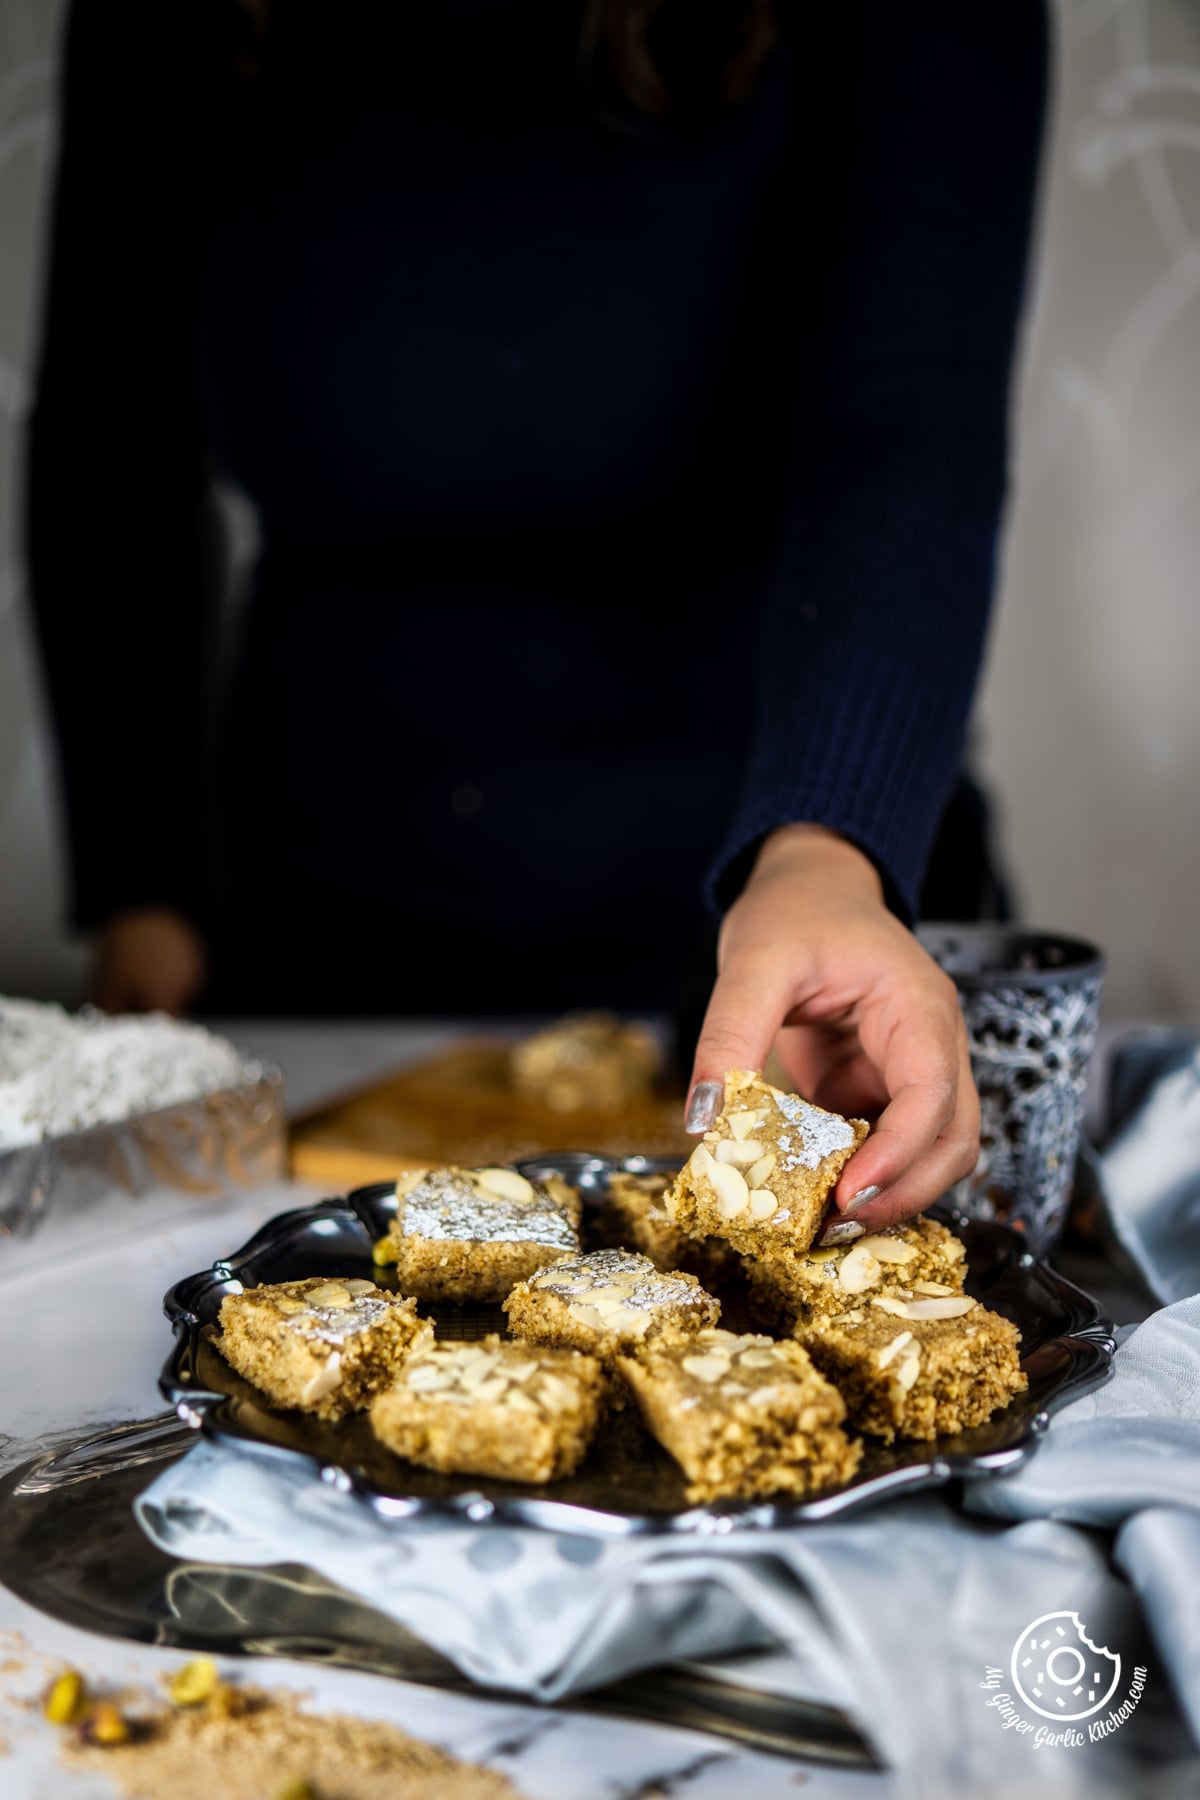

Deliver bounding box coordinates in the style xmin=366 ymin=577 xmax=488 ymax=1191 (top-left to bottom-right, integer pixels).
xmin=24 ymin=1 xmax=230 ymax=932
xmin=708 ymin=0 xmax=1049 ymax=922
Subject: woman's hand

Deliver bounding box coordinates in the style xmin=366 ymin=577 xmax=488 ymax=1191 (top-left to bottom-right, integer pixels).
xmin=686 ymin=824 xmax=979 ymax=1232
xmin=90 ymin=908 xmax=207 ymax=1016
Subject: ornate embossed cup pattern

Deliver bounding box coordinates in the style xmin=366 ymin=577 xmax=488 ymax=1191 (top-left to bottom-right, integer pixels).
xmin=917 ymin=927 xmax=1104 ymax=1254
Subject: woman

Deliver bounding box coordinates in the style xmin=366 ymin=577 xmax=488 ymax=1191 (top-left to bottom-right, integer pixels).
xmin=26 ymin=0 xmax=1047 ymax=1234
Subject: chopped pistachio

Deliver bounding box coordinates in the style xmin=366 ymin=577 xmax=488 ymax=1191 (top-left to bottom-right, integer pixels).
xmin=44 ymin=1669 xmax=87 ymax=1725
xmin=77 ymin=1701 xmax=131 ymax=1746
xmin=168 ymin=1656 xmax=220 ymax=1706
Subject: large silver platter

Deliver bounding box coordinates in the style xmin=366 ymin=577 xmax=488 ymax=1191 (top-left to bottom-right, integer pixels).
xmin=159 ymin=1155 xmax=1115 ymax=1536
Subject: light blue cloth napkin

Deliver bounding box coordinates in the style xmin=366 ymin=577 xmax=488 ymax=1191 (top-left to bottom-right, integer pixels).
xmin=1097 ymin=1033 xmax=1200 ymax=1304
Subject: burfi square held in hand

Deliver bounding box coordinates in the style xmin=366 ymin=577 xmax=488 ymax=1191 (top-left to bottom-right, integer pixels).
xmin=618 ymin=1328 xmax=861 ymax=1504
xmin=216 ymin=1277 xmax=433 ymax=1420
xmin=796 ymin=1294 xmax=1027 ymax=1442
xmin=503 ymin=1248 xmax=719 ymax=1363
xmin=664 ymin=1069 xmax=868 ymax=1257
xmin=375 ymin=1164 xmax=581 ymax=1302
xmin=370 ymin=1335 xmax=605 ymax=1483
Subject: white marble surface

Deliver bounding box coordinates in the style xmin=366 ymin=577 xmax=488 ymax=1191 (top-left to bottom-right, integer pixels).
xmin=0 ymin=1023 xmax=881 ymax=1800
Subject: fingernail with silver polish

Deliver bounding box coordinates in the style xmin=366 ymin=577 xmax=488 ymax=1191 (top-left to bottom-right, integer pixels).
xmin=817 ymin=1218 xmax=865 ymax=1248
xmin=685 ymin=1081 xmax=723 ymax=1134
xmin=841 ymin=1184 xmax=882 ymax=1216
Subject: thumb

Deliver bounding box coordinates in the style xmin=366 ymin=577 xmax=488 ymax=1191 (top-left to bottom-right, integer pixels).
xmin=685 ymin=955 xmax=786 ymax=1133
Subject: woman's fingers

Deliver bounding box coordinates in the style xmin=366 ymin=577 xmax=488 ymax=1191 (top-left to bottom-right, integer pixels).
xmin=832 ymin=990 xmax=969 ymax=1206
xmin=686 ymin=952 xmax=789 ymax=1132
xmin=835 ymin=1020 xmax=980 ymax=1228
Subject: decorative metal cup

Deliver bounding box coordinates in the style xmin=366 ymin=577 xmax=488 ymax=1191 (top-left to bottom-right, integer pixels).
xmin=917 ymin=925 xmax=1104 ymax=1253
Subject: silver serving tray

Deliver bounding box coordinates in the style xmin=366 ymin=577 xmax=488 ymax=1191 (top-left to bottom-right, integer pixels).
xmin=160 ymin=1154 xmax=1116 ymax=1536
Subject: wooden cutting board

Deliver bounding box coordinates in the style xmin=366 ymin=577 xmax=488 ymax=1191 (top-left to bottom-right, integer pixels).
xmin=289 ymin=1038 xmax=692 ymax=1192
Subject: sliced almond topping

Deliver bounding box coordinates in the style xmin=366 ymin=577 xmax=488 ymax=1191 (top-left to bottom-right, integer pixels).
xmin=875 ymin=1330 xmax=913 ymax=1371
xmin=726 ymin=1109 xmax=761 ymax=1140
xmin=275 ymin=1297 xmax=305 ymax=1315
xmin=537 ymin=1374 xmax=576 ymax=1409
xmin=688 ymin=1144 xmax=717 ymax=1181
xmin=305 ymin=1282 xmax=352 ymax=1309
xmin=747 ymin=1384 xmax=786 ymax=1409
xmin=568 ymin=1303 xmax=606 ymax=1329
xmin=714 ymin=1138 xmax=765 ymax=1168
xmin=894 ymin=1344 xmax=922 ymax=1391
xmin=342 ymin=1279 xmax=378 ymax=1297
xmin=902 ymin=1296 xmax=978 ymax=1320
xmin=737 ymin=1347 xmax=781 ymax=1369
xmin=682 ymin=1352 xmax=732 ymax=1383
xmin=911 ymin=1280 xmax=956 ymax=1297
xmin=587 ymin=1285 xmax=635 ymax=1307
xmin=502 ymin=1360 xmax=540 ymax=1383
xmin=474 ymin=1167 xmax=535 ymax=1203
xmin=300 ymin=1354 xmax=342 ymax=1404
xmin=805 ymin=1247 xmax=839 ymax=1265
xmin=722 ymin=1380 xmax=750 ymax=1396
xmin=870 ymin=1294 xmax=978 ymax=1321
xmin=748 ymin=1190 xmax=778 ymax=1222
xmin=395 ymin=1169 xmax=427 ymax=1198
xmin=474 ymin=1376 xmax=511 ymax=1405
xmin=708 ymin=1161 xmax=750 ymax=1219
xmin=608 ymin=1305 xmax=652 ymax=1335
xmin=837 ymin=1245 xmax=883 ymax=1295
xmin=457 ymin=1359 xmax=502 ymax=1391
xmin=857 ymin=1234 xmax=917 ymax=1265
xmin=503 ymin=1389 xmax=541 ymax=1415
xmin=406 ymin=1362 xmax=454 ymax=1391
xmin=746 ymin=1153 xmax=777 ymax=1190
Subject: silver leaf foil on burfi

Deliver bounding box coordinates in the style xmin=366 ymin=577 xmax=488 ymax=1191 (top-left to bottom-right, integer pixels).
xmin=531 ymin=1248 xmax=710 ymax=1315
xmin=398 ymin=1169 xmax=578 ymax=1250
xmin=773 ymin=1092 xmax=856 ymax=1170
xmin=296 ymin=1298 xmax=395 ymax=1346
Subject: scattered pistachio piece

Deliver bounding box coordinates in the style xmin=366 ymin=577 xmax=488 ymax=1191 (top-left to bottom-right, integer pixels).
xmin=44 ymin=1669 xmax=87 ymax=1725
xmin=77 ymin=1702 xmax=131 ymax=1747
xmin=168 ymin=1656 xmax=220 ymax=1706
xmin=372 ymin=1237 xmax=399 ymax=1266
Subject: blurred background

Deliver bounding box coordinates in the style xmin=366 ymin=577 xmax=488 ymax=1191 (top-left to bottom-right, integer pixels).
xmin=0 ymin=0 xmax=1198 ymax=1019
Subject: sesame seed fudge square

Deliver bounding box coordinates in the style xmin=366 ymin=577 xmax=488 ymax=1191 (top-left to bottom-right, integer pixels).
xmin=370 ymin=1335 xmax=605 ymax=1482
xmin=664 ymin=1069 xmax=868 ymax=1257
xmin=503 ymin=1248 xmax=719 ymax=1365
xmin=373 ymin=1164 xmax=581 ymax=1303
xmin=796 ymin=1294 xmax=1027 ymax=1442
xmin=217 ymin=1278 xmax=433 ymax=1419
xmin=746 ymin=1215 xmax=968 ymax=1331
xmin=618 ymin=1329 xmax=862 ymax=1504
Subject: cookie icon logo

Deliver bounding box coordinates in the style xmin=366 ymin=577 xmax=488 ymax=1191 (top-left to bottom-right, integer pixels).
xmin=1011 ymin=1612 xmax=1122 ymax=1722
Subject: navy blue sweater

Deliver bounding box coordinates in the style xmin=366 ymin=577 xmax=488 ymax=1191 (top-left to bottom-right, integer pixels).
xmin=27 ymin=1 xmax=1047 ymax=1009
